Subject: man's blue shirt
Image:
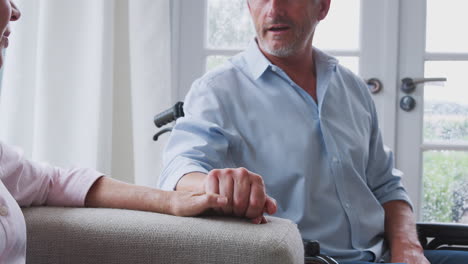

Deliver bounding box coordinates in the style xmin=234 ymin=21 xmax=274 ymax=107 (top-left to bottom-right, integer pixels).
xmin=158 ymin=41 xmax=412 ymax=262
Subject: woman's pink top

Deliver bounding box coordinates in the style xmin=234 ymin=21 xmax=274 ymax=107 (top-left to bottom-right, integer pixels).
xmin=0 ymin=142 xmax=102 ymax=263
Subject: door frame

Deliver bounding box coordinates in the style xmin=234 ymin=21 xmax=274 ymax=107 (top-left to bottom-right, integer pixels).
xmin=395 ymin=0 xmax=427 ymax=218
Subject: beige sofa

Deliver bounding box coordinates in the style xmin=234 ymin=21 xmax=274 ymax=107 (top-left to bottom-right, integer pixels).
xmin=23 ymin=207 xmax=304 ymax=264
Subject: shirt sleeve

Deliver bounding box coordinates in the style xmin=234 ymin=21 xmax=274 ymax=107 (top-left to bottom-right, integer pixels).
xmin=158 ymin=78 xmax=234 ymax=190
xmin=0 ymin=142 xmax=103 ymax=207
xmin=365 ymin=96 xmax=413 ymax=209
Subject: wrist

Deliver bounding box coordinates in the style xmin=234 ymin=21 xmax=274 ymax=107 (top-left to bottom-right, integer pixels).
xmin=390 ymin=235 xmax=424 ymax=253
xmin=143 ymin=189 xmax=174 ymax=214
xmin=163 ymin=191 xmax=176 ymax=215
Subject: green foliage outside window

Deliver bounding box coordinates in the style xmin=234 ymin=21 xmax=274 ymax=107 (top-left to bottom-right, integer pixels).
xmin=422 ymin=102 xmax=468 ymax=223
xmin=422 ymin=151 xmax=468 ymax=223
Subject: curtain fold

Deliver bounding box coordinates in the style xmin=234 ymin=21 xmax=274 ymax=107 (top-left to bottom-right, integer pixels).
xmin=128 ymin=0 xmax=172 ymax=186
xmin=0 ymin=0 xmax=171 ymax=185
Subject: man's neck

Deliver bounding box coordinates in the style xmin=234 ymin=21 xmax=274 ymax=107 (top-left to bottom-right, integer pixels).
xmin=260 ymin=44 xmax=318 ymax=102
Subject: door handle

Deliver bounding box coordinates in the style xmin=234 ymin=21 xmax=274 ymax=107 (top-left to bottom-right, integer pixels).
xmin=401 ymin=77 xmax=447 ymax=93
xmin=366 ymin=78 xmax=383 ymax=94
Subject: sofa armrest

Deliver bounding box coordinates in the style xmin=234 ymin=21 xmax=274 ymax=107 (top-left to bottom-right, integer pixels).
xmin=23 ymin=207 xmax=303 ymax=264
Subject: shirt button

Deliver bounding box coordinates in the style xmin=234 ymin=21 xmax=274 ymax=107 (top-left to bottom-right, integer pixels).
xmin=0 ymin=206 xmax=8 ymax=216
xmin=332 ymin=157 xmax=339 ymax=163
xmin=345 ymin=203 xmax=350 ymax=209
xmin=271 ymin=66 xmax=277 ymax=72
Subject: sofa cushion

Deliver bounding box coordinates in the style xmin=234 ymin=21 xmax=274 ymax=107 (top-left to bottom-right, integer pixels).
xmin=23 ymin=207 xmax=303 ymax=264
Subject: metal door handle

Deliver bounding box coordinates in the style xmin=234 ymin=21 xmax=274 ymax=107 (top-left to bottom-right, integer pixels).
xmin=366 ymin=78 xmax=383 ymax=94
xmin=401 ymin=77 xmax=447 ymax=93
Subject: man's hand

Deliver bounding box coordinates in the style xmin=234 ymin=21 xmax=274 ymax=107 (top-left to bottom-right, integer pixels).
xmin=168 ymin=191 xmax=228 ymax=217
xmin=390 ymin=240 xmax=429 ymax=264
xmin=383 ymin=200 xmax=429 ymax=264
xmin=205 ymin=168 xmax=277 ymax=223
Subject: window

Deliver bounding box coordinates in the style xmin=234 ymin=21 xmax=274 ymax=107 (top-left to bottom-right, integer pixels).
xmin=419 ymin=0 xmax=468 ymax=223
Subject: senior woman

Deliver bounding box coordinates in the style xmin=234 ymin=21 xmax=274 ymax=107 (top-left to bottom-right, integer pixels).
xmin=0 ymin=1 xmax=228 ymax=263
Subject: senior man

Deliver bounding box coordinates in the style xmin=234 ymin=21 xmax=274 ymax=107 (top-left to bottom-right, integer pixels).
xmin=159 ymin=0 xmax=467 ymax=263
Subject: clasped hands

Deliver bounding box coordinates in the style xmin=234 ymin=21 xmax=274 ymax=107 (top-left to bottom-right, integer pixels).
xmin=204 ymin=168 xmax=277 ymax=223
xmin=175 ymin=168 xmax=277 ymax=223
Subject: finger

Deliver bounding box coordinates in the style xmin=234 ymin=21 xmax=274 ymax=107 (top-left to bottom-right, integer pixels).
xmin=205 ymin=170 xmax=220 ymax=194
xmin=265 ymin=196 xmax=277 ymax=215
xmin=250 ymin=215 xmax=268 ymax=224
xmin=182 ymin=193 xmax=228 ymax=217
xmin=251 ymin=216 xmax=263 ymax=224
xmin=232 ymin=169 xmax=251 ymax=217
xmin=245 ymin=176 xmax=266 ymax=219
xmin=203 ymin=193 xmax=228 ymax=208
xmin=219 ymin=171 xmax=234 ymax=215
xmin=205 ymin=170 xmax=222 ymax=214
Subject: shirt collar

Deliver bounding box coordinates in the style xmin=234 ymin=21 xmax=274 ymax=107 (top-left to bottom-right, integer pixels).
xmin=312 ymin=47 xmax=339 ymax=73
xmin=244 ymin=39 xmax=271 ymax=80
xmin=244 ymin=39 xmax=339 ymax=80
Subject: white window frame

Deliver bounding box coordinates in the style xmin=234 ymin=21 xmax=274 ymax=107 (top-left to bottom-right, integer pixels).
xmin=397 ymin=0 xmax=468 ymax=219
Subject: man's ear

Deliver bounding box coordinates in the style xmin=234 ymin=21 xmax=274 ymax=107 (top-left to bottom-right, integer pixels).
xmin=318 ymin=0 xmax=331 ymax=21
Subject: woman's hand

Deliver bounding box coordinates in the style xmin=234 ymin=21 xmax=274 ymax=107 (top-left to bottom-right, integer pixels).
xmin=85 ymin=176 xmax=227 ymax=217
xmin=168 ymin=191 xmax=228 ymax=217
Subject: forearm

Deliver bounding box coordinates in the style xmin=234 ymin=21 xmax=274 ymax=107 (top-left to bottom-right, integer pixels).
xmin=383 ymin=200 xmax=423 ymax=254
xmin=85 ymin=176 xmax=173 ymax=214
xmin=175 ymin=172 xmax=207 ymax=192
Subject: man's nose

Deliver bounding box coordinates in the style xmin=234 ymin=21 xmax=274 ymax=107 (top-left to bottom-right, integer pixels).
xmin=267 ymin=0 xmax=287 ymax=17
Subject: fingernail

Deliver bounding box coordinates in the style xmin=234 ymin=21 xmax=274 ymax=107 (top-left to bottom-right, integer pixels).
xmin=251 ymin=217 xmax=260 ymax=224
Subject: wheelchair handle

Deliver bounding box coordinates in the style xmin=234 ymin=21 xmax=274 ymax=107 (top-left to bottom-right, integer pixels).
xmin=303 ymin=240 xmax=338 ymax=264
xmin=153 ymin=102 xmax=184 ymax=128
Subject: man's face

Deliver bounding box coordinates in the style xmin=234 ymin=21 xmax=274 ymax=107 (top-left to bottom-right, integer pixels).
xmin=247 ymin=0 xmax=329 ymax=58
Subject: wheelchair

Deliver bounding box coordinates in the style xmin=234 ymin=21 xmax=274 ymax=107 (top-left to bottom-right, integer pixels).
xmin=154 ymin=102 xmax=468 ymax=264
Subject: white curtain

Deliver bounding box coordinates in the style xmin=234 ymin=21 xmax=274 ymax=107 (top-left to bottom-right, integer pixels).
xmin=0 ymin=0 xmax=172 ymax=186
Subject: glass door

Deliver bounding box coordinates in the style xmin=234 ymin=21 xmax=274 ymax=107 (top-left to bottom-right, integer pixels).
xmin=397 ymin=0 xmax=468 ymax=222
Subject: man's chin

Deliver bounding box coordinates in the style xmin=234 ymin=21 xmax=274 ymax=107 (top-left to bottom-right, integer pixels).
xmin=257 ymin=38 xmax=296 ymax=58
xmin=263 ymin=45 xmax=296 ymax=58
